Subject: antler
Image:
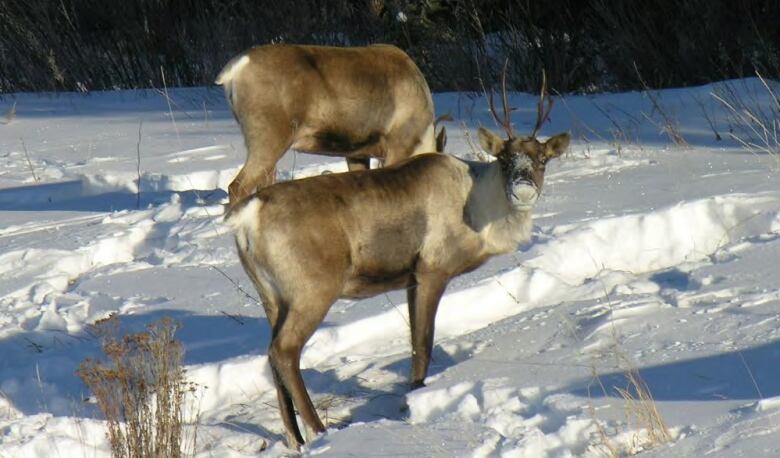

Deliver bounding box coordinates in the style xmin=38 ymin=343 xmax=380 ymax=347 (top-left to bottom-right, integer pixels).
xmin=530 ymin=69 xmax=554 ymax=138
xmin=485 ymin=59 xmax=515 ymax=139
xmin=484 ymin=63 xmax=554 ymax=139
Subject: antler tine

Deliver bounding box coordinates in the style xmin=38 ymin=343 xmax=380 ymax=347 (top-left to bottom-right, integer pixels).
xmin=482 ymin=59 xmax=515 ymax=139
xmin=499 ymin=59 xmax=514 ymax=138
xmin=531 ymin=69 xmax=554 ymax=138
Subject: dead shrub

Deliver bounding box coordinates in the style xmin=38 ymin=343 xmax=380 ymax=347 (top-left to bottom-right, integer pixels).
xmin=77 ymin=315 xmax=198 ymax=458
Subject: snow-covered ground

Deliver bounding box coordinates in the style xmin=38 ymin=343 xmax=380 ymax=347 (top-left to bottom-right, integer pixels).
xmin=1 ymin=79 xmax=779 ymax=457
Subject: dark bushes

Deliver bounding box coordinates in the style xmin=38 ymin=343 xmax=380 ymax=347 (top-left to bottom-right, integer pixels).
xmin=1 ymin=0 xmax=778 ymax=93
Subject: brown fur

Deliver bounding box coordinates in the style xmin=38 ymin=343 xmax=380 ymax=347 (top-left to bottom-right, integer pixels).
xmin=216 ymin=44 xmax=437 ymax=205
xmin=226 ymin=130 xmax=570 ymax=449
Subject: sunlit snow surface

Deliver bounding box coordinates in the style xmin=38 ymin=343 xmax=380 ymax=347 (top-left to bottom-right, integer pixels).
xmin=1 ymin=80 xmax=780 ymax=457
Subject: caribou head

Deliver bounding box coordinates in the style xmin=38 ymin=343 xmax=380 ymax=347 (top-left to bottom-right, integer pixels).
xmin=478 ymin=66 xmax=568 ymax=211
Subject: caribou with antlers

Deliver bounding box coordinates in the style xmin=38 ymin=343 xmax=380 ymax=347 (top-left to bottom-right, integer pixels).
xmin=225 ymin=70 xmax=568 ymax=449
xmin=216 ymin=44 xmax=437 ymax=206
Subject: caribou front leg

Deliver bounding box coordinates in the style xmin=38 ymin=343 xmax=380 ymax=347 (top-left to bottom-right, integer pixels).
xmin=407 ymin=270 xmax=449 ymax=389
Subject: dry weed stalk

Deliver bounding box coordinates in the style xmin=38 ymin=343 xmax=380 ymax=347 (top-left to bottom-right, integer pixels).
xmin=584 ymin=364 xmax=619 ymax=458
xmin=77 ymin=315 xmax=198 ymax=458
xmin=461 ymin=121 xmax=490 ymax=162
xmin=136 ymin=120 xmax=143 ymax=209
xmin=591 ymin=100 xmax=642 ymax=155
xmin=634 ymin=63 xmax=687 ymax=147
xmin=690 ymin=92 xmax=722 ymax=141
xmin=315 ymin=394 xmax=352 ymax=429
xmin=1 ymin=102 xmax=16 ymax=125
xmin=20 ymin=138 xmax=39 ymax=182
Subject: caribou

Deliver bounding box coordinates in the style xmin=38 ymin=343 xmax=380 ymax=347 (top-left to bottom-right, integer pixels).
xmin=216 ymin=44 xmax=437 ymax=206
xmin=225 ymin=73 xmax=569 ymax=449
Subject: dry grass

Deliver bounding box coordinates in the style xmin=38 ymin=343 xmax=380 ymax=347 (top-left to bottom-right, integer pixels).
xmin=315 ymin=394 xmax=352 ymax=429
xmin=587 ymin=343 xmax=672 ymax=456
xmin=615 ymin=367 xmax=673 ymax=450
xmin=77 ymin=315 xmax=198 ymax=458
xmin=590 ymin=99 xmax=644 ymax=156
xmin=500 ymin=269 xmax=672 ymax=456
xmin=711 ymin=73 xmax=780 ymax=164
xmin=584 ymin=278 xmax=672 ymax=456
xmin=461 ymin=120 xmax=490 ymax=162
xmin=586 ymin=366 xmax=620 ymax=458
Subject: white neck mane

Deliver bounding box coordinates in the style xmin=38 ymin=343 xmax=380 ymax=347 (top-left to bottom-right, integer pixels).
xmin=464 ymin=159 xmax=535 ymax=255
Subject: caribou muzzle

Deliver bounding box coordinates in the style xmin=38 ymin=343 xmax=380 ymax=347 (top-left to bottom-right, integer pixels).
xmin=508 ymin=179 xmax=539 ymax=209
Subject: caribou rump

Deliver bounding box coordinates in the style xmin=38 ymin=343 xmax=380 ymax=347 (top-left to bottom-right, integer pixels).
xmin=216 ymin=44 xmax=437 ymax=206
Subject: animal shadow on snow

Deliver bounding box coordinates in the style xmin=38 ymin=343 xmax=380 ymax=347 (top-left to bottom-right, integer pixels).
xmin=306 ymin=345 xmax=461 ymax=426
xmin=0 ymin=180 xmax=226 ymax=212
xmin=649 ymin=268 xmax=699 ymax=292
xmin=568 ymin=338 xmax=780 ymax=402
xmin=0 ymin=87 xmax=229 ymax=119
xmin=570 ymin=269 xmax=780 ymax=402
xmin=0 ymin=308 xmax=438 ymax=441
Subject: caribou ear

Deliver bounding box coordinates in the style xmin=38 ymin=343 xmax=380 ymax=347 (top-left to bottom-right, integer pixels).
xmin=544 ymin=132 xmax=570 ymax=160
xmin=436 ymin=125 xmax=447 ymax=152
xmin=478 ymin=127 xmax=504 ymax=156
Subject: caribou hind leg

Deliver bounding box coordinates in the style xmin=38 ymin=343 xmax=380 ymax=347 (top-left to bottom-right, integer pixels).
xmin=271 ymin=364 xmax=305 ymax=448
xmin=267 ymin=294 xmax=334 ymax=445
xmin=392 ymin=114 xmax=437 ymax=161
xmin=236 ymin=247 xmax=306 ymax=447
xmin=263 ymin=297 xmax=306 ymax=449
xmin=228 ymin=121 xmax=292 ymax=206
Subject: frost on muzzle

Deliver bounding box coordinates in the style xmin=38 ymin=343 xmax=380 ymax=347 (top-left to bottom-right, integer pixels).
xmin=503 ymin=153 xmax=539 ymax=209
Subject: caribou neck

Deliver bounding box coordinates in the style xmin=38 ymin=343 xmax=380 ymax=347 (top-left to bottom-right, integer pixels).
xmin=464 ymin=159 xmax=535 ymax=255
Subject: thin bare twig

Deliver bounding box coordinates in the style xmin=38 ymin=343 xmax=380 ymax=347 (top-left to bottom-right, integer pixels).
xmin=20 ymin=138 xmax=39 ymax=182
xmin=160 ymin=67 xmax=181 ymax=147
xmin=136 ymin=120 xmax=143 ymax=209
xmin=209 ymin=265 xmax=260 ymax=305
xmin=220 ymin=311 xmax=246 ymax=326
xmin=690 ymin=93 xmax=722 ymax=141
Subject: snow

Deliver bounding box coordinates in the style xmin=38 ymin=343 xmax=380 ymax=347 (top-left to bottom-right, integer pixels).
xmin=1 ymin=79 xmax=780 ymax=457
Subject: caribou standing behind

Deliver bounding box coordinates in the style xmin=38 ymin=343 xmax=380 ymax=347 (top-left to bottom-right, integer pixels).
xmin=216 ymin=44 xmax=437 ymax=206
xmin=225 ymin=75 xmax=569 ymax=449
